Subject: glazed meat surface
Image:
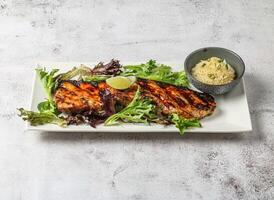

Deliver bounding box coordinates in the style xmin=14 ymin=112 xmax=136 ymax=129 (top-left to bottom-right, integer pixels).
xmin=54 ymin=81 xmax=104 ymax=114
xmin=54 ymin=80 xmax=216 ymax=119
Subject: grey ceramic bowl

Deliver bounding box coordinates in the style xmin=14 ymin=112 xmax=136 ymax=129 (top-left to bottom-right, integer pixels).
xmin=184 ymin=47 xmax=245 ymax=95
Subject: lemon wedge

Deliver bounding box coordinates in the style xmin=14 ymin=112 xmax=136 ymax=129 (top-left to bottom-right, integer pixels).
xmin=106 ymin=76 xmax=136 ymax=90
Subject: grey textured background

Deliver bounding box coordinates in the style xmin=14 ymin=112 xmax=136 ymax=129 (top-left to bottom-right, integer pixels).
xmin=0 ymin=0 xmax=273 ymax=199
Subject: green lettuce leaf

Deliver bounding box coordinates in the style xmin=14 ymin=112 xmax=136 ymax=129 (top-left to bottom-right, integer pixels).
xmin=36 ymin=68 xmax=60 ymax=114
xmin=18 ymin=68 xmax=66 ymax=126
xmin=18 ymin=108 xmax=66 ymax=127
xmin=171 ymin=113 xmax=201 ymax=135
xmin=121 ymin=60 xmax=189 ymax=87
xmin=37 ymin=99 xmax=57 ymax=113
xmin=104 ymin=87 xmax=156 ymax=125
xmin=36 ymin=68 xmax=59 ymax=100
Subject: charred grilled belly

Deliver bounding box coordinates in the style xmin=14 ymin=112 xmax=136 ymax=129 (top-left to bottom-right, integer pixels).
xmin=54 ymin=80 xmax=216 ymax=120
xmin=137 ymin=80 xmax=216 ymax=119
xmin=54 ymin=81 xmax=104 ymax=114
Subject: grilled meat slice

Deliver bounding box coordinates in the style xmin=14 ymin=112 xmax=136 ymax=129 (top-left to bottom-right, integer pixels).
xmin=138 ymin=80 xmax=216 ymax=119
xmin=54 ymin=80 xmax=216 ymax=120
xmin=54 ymin=81 xmax=103 ymax=114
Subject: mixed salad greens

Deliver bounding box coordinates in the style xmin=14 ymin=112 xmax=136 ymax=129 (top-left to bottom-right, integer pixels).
xmin=104 ymin=87 xmax=157 ymax=125
xmin=18 ymin=60 xmax=201 ymax=135
xmin=121 ymin=60 xmax=189 ymax=87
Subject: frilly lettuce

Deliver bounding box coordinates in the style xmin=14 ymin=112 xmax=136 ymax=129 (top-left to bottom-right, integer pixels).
xmin=104 ymin=87 xmax=156 ymax=125
xmin=121 ymin=60 xmax=189 ymax=87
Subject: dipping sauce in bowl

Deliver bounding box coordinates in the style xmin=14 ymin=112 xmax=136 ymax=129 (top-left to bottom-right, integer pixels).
xmin=184 ymin=47 xmax=245 ymax=95
xmin=191 ymin=57 xmax=236 ymax=85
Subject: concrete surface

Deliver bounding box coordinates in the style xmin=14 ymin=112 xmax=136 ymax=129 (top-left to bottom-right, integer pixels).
xmin=0 ymin=0 xmax=273 ymax=199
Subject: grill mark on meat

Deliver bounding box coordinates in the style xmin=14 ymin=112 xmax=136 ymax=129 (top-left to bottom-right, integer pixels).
xmin=174 ymin=97 xmax=186 ymax=107
xmin=138 ymin=80 xmax=174 ymax=110
xmin=160 ymin=86 xmax=197 ymax=118
xmin=166 ymin=85 xmax=215 ymax=112
xmin=160 ymin=83 xmax=215 ymax=111
xmin=178 ymin=90 xmax=210 ymax=110
xmin=54 ymin=81 xmax=103 ymax=114
xmin=194 ymin=92 xmax=215 ymax=106
xmin=137 ymin=80 xmax=194 ymax=119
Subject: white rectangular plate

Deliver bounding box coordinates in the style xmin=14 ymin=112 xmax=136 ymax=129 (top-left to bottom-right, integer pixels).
xmin=27 ymin=62 xmax=252 ymax=133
